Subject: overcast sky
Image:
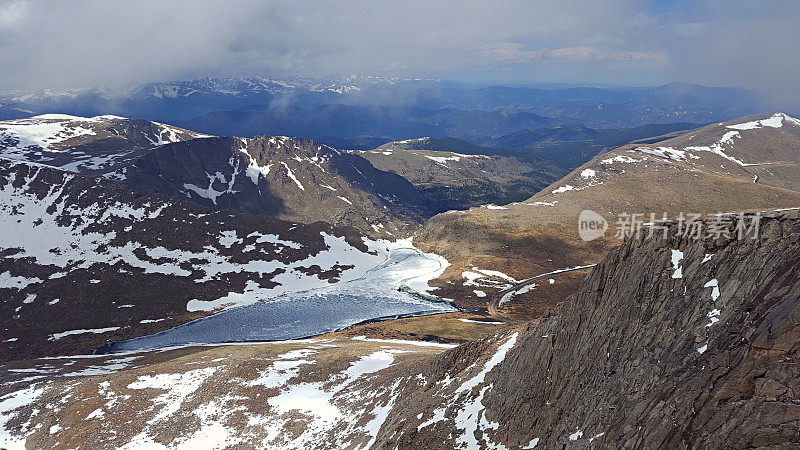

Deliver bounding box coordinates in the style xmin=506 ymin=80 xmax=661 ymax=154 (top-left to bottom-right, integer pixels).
xmin=1 ymin=0 xmax=799 ymax=107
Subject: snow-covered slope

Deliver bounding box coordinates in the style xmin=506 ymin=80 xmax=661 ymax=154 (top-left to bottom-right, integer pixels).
xmin=0 ymin=158 xmax=404 ymax=360
xmin=0 ymin=114 xmax=211 ymax=173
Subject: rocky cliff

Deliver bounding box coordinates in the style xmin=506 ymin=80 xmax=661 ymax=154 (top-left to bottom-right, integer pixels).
xmin=379 ymin=211 xmax=800 ymax=448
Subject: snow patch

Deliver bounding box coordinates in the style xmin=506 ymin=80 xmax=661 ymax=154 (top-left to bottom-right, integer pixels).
xmin=49 ymin=327 xmax=120 ymax=340
xmin=457 ymin=318 xmax=502 ymax=324
xmin=704 ymin=279 xmax=720 ymax=301
xmin=670 ymin=249 xmax=684 ymax=279
xmin=552 ymin=184 xmax=576 ymax=194
xmin=635 ymin=146 xmax=689 ymax=162
xmin=600 ymin=155 xmax=642 ymax=164
xmin=569 ymin=430 xmax=583 ymax=441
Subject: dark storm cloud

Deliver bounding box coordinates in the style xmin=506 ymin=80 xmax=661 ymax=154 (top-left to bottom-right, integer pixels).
xmin=0 ymin=0 xmax=798 ymax=107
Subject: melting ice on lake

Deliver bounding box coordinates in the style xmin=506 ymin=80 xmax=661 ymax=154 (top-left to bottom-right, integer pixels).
xmin=103 ymin=247 xmax=456 ymax=352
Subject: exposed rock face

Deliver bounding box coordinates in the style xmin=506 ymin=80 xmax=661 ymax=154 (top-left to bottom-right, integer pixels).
xmin=120 ymin=136 xmax=440 ymax=237
xmin=0 ymin=158 xmax=388 ymax=361
xmin=378 ymin=211 xmax=800 ymax=448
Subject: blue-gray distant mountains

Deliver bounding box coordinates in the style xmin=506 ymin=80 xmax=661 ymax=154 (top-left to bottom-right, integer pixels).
xmin=0 ymin=76 xmax=761 ymax=140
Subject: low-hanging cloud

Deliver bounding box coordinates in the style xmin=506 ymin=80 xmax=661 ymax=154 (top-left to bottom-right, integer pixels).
xmin=0 ymin=0 xmax=798 ymax=109
xmin=479 ymin=43 xmax=668 ymax=64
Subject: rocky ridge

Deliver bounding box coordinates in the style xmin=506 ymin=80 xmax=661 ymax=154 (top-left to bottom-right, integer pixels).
xmin=119 ymin=135 xmax=439 ymax=236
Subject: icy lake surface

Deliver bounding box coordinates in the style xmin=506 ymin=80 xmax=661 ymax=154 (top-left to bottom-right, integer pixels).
xmin=104 ymin=247 xmax=456 ymax=352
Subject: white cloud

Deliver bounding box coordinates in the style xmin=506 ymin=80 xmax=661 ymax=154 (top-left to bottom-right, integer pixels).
xmin=0 ymin=0 xmax=27 ymax=27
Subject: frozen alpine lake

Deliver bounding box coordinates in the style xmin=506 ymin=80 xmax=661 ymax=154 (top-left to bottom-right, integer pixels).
xmin=102 ymin=246 xmax=456 ymax=352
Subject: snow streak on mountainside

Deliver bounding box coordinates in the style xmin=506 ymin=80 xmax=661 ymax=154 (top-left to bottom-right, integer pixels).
xmin=542 ymin=113 xmax=800 ymax=196
xmin=0 ymin=114 xmax=210 ymax=174
xmin=629 ymin=112 xmax=800 ymax=192
xmin=0 ymin=158 xmax=412 ymax=360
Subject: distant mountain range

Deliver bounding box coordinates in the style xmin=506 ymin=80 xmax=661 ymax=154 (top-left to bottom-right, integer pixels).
xmin=0 ymin=75 xmax=431 ymax=122
xmin=0 ymin=76 xmax=770 ymax=143
xmin=173 ymin=80 xmax=757 ymax=145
